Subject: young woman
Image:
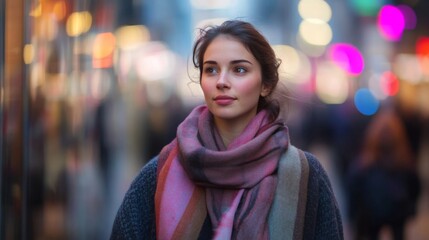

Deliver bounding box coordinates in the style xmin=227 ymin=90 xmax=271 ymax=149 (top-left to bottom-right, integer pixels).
xmin=110 ymin=20 xmax=343 ymax=240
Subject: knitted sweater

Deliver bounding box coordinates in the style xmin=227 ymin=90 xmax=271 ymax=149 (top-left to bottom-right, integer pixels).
xmin=110 ymin=152 xmax=344 ymax=239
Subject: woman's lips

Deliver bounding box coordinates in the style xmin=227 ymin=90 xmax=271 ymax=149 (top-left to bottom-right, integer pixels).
xmin=213 ymin=95 xmax=236 ymax=105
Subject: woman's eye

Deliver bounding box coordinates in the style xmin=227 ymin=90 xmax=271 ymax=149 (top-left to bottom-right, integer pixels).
xmin=204 ymin=67 xmax=218 ymax=74
xmin=235 ymin=67 xmax=246 ymax=73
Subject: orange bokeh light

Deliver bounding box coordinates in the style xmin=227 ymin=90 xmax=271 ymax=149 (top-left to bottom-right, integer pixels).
xmin=92 ymin=32 xmax=116 ymax=68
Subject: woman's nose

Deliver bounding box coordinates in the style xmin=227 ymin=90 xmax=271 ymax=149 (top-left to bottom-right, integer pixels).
xmin=216 ymin=72 xmax=230 ymax=89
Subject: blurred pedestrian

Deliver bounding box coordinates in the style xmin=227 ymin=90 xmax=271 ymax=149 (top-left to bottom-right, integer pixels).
xmin=347 ymin=106 xmax=421 ymax=240
xmin=110 ymin=20 xmax=343 ymax=239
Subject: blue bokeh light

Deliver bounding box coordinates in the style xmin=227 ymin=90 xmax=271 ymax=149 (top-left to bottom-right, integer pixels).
xmin=354 ymin=88 xmax=380 ymax=116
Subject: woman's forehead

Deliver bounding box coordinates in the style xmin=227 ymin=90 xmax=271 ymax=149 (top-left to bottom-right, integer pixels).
xmin=204 ymin=35 xmax=255 ymax=61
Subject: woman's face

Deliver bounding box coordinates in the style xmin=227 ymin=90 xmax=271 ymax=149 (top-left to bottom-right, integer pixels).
xmin=201 ymin=34 xmax=269 ymax=128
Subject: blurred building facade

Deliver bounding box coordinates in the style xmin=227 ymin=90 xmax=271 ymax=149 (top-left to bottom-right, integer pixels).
xmin=1 ymin=0 xmax=429 ymax=239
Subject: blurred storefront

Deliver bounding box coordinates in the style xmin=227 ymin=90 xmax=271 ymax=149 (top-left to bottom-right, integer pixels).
xmin=1 ymin=0 xmax=429 ymax=239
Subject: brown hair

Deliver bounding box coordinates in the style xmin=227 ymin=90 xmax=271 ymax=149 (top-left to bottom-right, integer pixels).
xmin=360 ymin=108 xmax=415 ymax=169
xmin=192 ymin=20 xmax=282 ymax=121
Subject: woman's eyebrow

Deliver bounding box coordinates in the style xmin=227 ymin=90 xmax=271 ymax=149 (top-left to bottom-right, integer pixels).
xmin=231 ymin=59 xmax=252 ymax=65
xmin=203 ymin=59 xmax=253 ymax=65
xmin=203 ymin=60 xmax=217 ymax=65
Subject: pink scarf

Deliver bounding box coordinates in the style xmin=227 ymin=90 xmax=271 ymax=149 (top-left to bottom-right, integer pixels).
xmin=155 ymin=105 xmax=289 ymax=239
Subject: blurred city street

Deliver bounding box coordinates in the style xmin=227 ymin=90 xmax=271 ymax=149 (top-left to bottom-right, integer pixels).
xmin=1 ymin=0 xmax=429 ymax=239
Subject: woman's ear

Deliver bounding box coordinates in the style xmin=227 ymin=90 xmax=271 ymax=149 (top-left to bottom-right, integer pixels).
xmin=261 ymin=85 xmax=270 ymax=97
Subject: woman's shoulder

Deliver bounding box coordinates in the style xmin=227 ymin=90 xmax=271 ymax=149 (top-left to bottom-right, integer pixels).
xmin=300 ymin=150 xmax=344 ymax=239
xmin=303 ymin=151 xmax=333 ymax=187
xmin=110 ymin=156 xmax=159 ymax=239
xmin=120 ymin=157 xmax=158 ymax=198
xmin=132 ymin=157 xmax=158 ymax=187
xmin=302 ymin=151 xmax=322 ymax=171
xmin=301 ymin=150 xmax=339 ymax=203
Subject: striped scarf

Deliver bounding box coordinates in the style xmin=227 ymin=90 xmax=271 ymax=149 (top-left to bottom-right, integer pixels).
xmin=155 ymin=105 xmax=307 ymax=239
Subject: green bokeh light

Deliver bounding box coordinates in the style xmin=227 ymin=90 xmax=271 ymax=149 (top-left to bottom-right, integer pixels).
xmin=350 ymin=0 xmax=390 ymax=16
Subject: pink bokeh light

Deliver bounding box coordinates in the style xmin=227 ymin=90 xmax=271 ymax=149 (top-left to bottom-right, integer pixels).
xmin=328 ymin=43 xmax=365 ymax=76
xmin=377 ymin=5 xmax=405 ymax=41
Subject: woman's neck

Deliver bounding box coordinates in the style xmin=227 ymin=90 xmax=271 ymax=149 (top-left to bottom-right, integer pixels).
xmin=214 ymin=118 xmax=249 ymax=147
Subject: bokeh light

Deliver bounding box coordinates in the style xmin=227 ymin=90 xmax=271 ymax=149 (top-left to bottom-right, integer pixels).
xmin=296 ymin=35 xmax=326 ymax=57
xmin=272 ymin=45 xmax=311 ymax=85
xmin=297 ymin=0 xmax=333 ymax=57
xmin=397 ymin=4 xmax=417 ymax=30
xmin=66 ymin=11 xmax=92 ymax=37
xmin=349 ymin=0 xmax=388 ymax=16
xmin=394 ymin=54 xmax=423 ymax=84
xmin=298 ymin=0 xmax=332 ymax=22
xmin=354 ymin=88 xmax=380 ymax=116
xmin=23 ymin=44 xmax=34 ymax=64
xmin=380 ymin=71 xmax=400 ymax=96
xmin=316 ymin=62 xmax=349 ymax=104
xmin=135 ymin=42 xmax=176 ymax=82
xmin=328 ymin=43 xmax=365 ymax=76
xmin=416 ymin=36 xmax=429 ymax=76
xmin=53 ymin=1 xmax=67 ymax=21
xmin=299 ymin=19 xmax=333 ymax=46
xmin=416 ymin=37 xmax=429 ymax=56
xmin=92 ymin=32 xmax=116 ymax=68
xmin=115 ymin=25 xmax=151 ymax=50
xmin=377 ymin=5 xmax=405 ymax=41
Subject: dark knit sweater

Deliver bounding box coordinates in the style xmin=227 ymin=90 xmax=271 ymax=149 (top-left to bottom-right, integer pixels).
xmin=110 ymin=152 xmax=344 ymax=239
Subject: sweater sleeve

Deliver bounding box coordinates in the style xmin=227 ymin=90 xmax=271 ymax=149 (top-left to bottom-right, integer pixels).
xmin=303 ymin=152 xmax=344 ymax=240
xmin=110 ymin=157 xmax=158 ymax=240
